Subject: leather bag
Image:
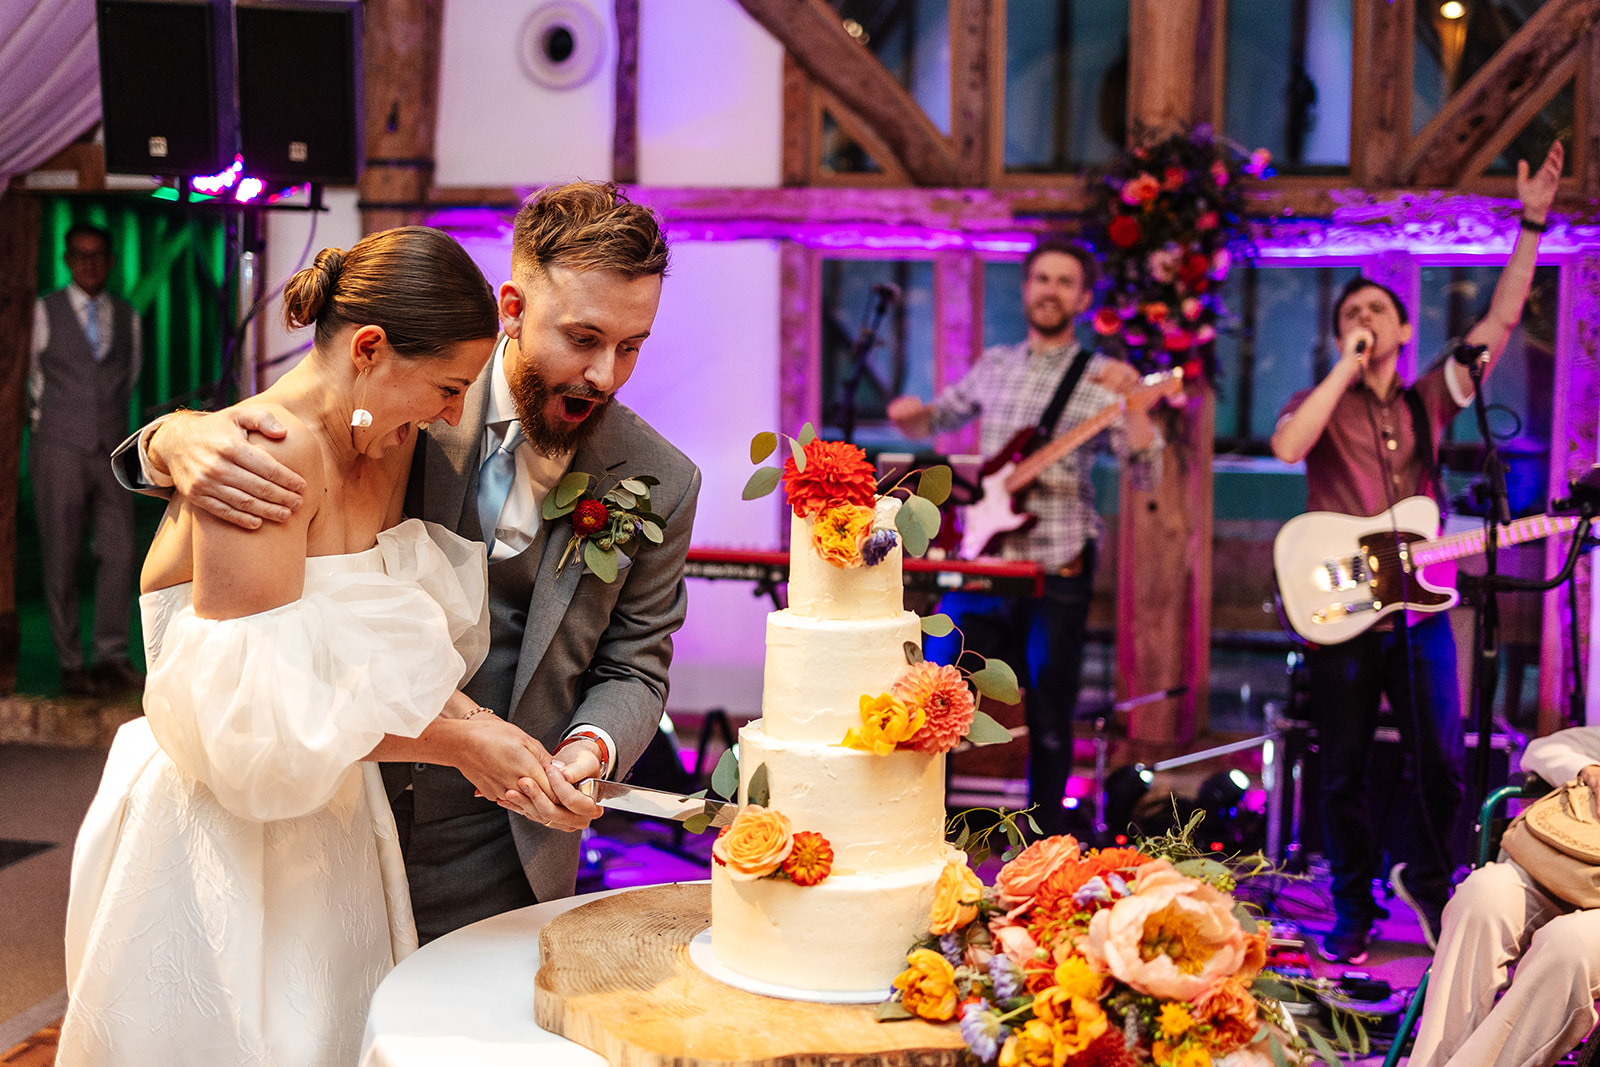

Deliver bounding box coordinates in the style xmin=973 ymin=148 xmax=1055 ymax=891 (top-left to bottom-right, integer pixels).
xmin=1501 ymin=779 xmax=1600 ymax=908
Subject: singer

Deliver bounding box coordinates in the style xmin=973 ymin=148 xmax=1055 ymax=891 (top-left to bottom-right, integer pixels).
xmin=1268 ymin=140 xmax=1563 ymax=971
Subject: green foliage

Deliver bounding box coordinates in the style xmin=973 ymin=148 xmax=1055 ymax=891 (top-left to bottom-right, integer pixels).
xmin=964 ymin=709 xmax=1013 ymax=746
xmin=968 ymin=657 xmax=1021 ymax=705
xmin=915 ymin=466 xmax=952 ymax=506
xmin=920 ymin=613 xmax=954 ymax=637
xmin=748 ymin=763 xmax=771 ymax=808
xmin=711 ymin=748 xmax=739 ymax=800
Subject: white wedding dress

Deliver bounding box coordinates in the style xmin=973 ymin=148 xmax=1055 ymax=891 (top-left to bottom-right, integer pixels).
xmin=58 ymin=519 xmax=489 ymax=1067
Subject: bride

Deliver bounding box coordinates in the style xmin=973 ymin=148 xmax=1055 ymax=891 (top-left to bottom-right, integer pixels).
xmin=59 ymin=227 xmax=538 ymax=1065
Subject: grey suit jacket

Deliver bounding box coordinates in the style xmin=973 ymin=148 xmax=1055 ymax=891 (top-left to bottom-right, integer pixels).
xmin=408 ymin=366 xmax=701 ymax=902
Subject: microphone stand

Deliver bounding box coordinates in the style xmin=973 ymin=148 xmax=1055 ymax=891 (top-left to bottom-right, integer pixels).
xmin=1457 ymin=343 xmax=1510 ymax=813
xmin=832 ymin=285 xmax=898 ymax=445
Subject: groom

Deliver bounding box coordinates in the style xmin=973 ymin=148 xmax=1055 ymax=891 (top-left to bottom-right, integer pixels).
xmin=120 ymin=183 xmax=700 ymax=939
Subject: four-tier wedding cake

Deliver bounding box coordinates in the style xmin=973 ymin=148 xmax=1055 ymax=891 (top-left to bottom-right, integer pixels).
xmin=709 ymin=439 xmax=971 ymax=994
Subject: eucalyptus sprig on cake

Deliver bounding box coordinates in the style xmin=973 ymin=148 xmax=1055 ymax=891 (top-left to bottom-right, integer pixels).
xmin=742 ymin=424 xmax=952 ymax=561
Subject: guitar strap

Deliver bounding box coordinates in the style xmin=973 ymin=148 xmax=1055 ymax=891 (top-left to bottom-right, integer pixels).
xmin=1402 ymin=385 xmax=1445 ymax=511
xmin=1036 ymin=346 xmax=1095 ymax=438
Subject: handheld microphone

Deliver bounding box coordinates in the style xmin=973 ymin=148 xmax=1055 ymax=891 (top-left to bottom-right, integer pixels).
xmin=1453 ymin=341 xmax=1489 ymax=367
xmin=1353 ymin=336 xmax=1368 ymax=356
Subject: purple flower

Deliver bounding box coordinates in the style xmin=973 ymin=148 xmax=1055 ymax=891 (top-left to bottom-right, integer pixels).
xmin=988 ymin=954 xmax=1023 ymax=1001
xmin=939 ymin=931 xmax=964 ymax=966
xmin=960 ymin=1002 xmax=1007 ymax=1063
xmin=1073 ymin=875 xmax=1113 ymax=908
xmin=862 ymin=528 xmax=898 ymax=566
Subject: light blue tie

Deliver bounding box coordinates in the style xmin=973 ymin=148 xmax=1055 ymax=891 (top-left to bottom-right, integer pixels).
xmin=84 ymin=299 xmax=102 ymax=359
xmin=476 ymin=420 xmax=524 ymax=554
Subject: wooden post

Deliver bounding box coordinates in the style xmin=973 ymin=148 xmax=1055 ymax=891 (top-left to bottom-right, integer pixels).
xmin=1352 ymin=0 xmax=1411 ymax=187
xmin=612 ymin=0 xmax=640 ymax=185
xmin=1117 ymin=0 xmax=1215 ymax=753
xmin=0 ymin=193 xmax=41 ymax=693
xmin=357 ymin=0 xmax=446 ymax=233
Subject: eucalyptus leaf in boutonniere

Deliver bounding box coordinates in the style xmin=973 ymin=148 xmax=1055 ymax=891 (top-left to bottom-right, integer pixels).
xmin=542 ymin=470 xmax=666 ymax=583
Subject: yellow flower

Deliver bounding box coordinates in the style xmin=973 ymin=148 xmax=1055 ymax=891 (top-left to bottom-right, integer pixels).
xmin=812 ymin=503 xmax=875 ymax=567
xmin=1052 ymin=955 xmax=1108 ymax=1001
xmin=1158 ymin=1002 xmax=1196 ymax=1040
xmin=710 ymin=805 xmax=793 ymax=881
xmin=841 ymin=691 xmax=924 ymax=755
xmin=1173 ymin=1044 xmax=1212 ymax=1067
xmin=893 ymin=948 xmax=958 ymax=1022
xmin=929 ymin=860 xmax=984 ymax=934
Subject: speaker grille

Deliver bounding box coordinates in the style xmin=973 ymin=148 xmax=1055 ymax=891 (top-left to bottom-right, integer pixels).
xmin=97 ymin=0 xmax=233 ymax=176
xmin=237 ymin=4 xmax=362 ymax=184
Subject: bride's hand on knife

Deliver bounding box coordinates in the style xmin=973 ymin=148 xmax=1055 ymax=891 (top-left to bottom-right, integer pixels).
xmin=506 ymin=741 xmax=605 ymax=831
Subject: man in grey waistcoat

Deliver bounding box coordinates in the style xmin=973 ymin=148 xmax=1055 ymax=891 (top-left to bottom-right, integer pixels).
xmin=118 ymin=184 xmax=701 ymax=940
xmin=31 ymin=223 xmax=144 ymax=697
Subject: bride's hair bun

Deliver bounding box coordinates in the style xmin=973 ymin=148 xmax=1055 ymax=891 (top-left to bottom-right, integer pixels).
xmin=282 ymin=247 xmax=348 ymax=330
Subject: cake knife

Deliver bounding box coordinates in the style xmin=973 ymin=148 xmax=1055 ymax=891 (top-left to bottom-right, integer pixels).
xmin=578 ymin=779 xmax=736 ymax=827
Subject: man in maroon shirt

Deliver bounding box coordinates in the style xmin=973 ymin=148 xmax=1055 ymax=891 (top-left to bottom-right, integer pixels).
xmin=1272 ymin=140 xmax=1563 ymax=965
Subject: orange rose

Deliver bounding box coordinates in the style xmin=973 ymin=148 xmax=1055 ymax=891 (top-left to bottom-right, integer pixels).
xmin=929 ymin=860 xmax=984 ymax=935
xmin=841 ymin=691 xmax=924 ymax=755
xmin=1236 ymin=921 xmax=1270 ymax=984
xmin=812 ymin=503 xmax=874 ymax=568
xmin=995 ymin=835 xmax=1081 ymax=910
xmin=893 ymin=949 xmax=959 ymax=1021
xmin=711 ymin=805 xmax=794 ymax=881
xmin=1195 ymin=976 xmax=1260 ymax=1054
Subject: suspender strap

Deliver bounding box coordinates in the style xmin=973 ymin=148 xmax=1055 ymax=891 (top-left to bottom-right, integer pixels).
xmin=1037 ymin=347 xmax=1094 ymax=437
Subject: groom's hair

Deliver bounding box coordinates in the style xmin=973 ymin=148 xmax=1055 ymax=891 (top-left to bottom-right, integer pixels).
xmin=511 ymin=181 xmax=669 ymax=282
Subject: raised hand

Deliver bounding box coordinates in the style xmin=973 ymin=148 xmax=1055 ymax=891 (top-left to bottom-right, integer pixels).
xmin=1517 ymin=141 xmax=1563 ymax=222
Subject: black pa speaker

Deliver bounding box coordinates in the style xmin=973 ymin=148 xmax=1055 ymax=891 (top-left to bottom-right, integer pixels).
xmin=96 ymin=0 xmax=236 ymax=176
xmin=236 ymin=1 xmax=362 ymax=185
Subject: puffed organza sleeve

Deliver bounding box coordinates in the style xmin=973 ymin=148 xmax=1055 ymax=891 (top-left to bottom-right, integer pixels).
xmin=143 ymin=519 xmax=487 ymax=822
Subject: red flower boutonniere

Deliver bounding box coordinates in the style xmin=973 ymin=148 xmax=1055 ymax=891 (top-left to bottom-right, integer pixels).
xmin=541 ymin=471 xmax=665 ymax=583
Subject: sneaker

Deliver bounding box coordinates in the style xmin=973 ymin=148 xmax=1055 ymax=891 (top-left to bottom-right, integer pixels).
xmin=1319 ymin=914 xmax=1372 ymax=965
xmin=1391 ymin=862 xmax=1443 ymax=951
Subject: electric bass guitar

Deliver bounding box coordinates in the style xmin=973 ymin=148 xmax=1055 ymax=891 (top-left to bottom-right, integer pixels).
xmin=1273 ymin=496 xmax=1577 ymax=645
xmin=958 ymin=369 xmax=1184 ymax=560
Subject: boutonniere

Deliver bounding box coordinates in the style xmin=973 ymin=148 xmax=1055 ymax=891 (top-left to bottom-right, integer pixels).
xmin=542 ymin=471 xmax=665 ymax=583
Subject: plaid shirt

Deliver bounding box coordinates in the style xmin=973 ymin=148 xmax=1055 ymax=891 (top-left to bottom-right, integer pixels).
xmin=929 ymin=340 xmax=1164 ymax=569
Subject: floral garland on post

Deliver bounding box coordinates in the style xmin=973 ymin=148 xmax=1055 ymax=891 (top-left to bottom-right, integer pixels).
xmin=1084 ymin=125 xmax=1273 ymax=383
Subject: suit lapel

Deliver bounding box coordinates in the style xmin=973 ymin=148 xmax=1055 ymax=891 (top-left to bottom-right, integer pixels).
xmin=508 ymin=406 xmax=632 ymax=715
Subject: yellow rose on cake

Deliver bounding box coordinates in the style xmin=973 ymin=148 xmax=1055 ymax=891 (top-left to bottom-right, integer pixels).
xmin=711 ymin=806 xmax=794 ymax=881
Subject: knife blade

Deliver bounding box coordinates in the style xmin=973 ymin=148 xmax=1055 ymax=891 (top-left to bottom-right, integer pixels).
xmin=578 ymin=779 xmax=735 ymax=828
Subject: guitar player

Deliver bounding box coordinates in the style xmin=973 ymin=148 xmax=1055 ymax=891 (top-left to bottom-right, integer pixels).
xmin=886 ymin=238 xmax=1164 ymax=837
xmin=1269 ymin=141 xmax=1564 ymax=966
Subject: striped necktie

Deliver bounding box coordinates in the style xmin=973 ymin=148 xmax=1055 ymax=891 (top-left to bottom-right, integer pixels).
xmin=476 ymin=421 xmax=524 ymax=554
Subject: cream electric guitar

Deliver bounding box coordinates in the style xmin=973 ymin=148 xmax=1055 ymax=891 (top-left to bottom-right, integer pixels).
xmin=958 ymin=369 xmax=1184 ymax=560
xmin=1273 ymin=496 xmax=1577 ymax=645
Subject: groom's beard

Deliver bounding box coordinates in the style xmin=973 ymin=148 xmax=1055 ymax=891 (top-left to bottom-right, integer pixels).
xmin=508 ymin=364 xmax=611 ymax=458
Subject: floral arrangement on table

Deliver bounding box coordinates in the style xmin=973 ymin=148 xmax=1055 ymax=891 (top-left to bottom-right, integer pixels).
xmin=1085 ymin=125 xmax=1273 ymax=383
xmin=881 ymin=823 xmax=1363 ymax=1067
xmin=543 ymin=470 xmax=665 ymax=583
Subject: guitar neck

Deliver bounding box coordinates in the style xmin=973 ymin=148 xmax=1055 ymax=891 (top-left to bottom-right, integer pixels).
xmin=1413 ymin=513 xmax=1579 ymax=568
xmin=1007 ymin=401 xmax=1123 ymax=492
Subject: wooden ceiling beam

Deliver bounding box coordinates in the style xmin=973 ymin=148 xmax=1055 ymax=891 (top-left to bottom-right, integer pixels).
xmin=1402 ymin=0 xmax=1600 ymax=187
xmin=733 ymin=0 xmax=960 ymax=185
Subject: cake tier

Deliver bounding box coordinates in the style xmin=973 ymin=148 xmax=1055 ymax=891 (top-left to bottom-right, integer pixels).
xmin=711 ymin=850 xmax=955 ymax=993
xmin=787 ymin=513 xmax=904 ymax=621
xmin=736 ymin=722 xmax=946 ymax=870
xmin=761 ymin=610 xmax=922 ymax=743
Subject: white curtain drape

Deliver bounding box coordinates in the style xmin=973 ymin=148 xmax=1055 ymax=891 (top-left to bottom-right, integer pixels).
xmin=0 ymin=0 xmax=101 ymax=198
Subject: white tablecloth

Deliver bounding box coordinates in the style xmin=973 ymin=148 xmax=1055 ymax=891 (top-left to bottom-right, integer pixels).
xmin=359 ymin=886 xmax=644 ymax=1067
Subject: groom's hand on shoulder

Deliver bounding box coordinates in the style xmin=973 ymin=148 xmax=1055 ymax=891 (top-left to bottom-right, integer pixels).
xmin=155 ymin=406 xmax=306 ymax=529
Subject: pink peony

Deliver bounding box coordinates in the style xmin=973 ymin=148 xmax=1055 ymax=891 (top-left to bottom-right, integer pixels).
xmin=893 ymin=661 xmax=976 ymax=753
xmin=995 ymin=835 xmax=1082 ymax=911
xmin=989 ymin=920 xmax=1041 ymax=972
xmin=1079 ymin=859 xmax=1248 ymax=1002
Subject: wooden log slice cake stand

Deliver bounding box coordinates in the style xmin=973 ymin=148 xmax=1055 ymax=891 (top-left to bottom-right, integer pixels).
xmin=534 ymin=882 xmax=971 ymax=1067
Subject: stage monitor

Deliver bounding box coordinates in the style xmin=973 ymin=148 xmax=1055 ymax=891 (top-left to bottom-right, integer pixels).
xmin=96 ymin=0 xmax=236 ymax=177
xmin=236 ymin=1 xmax=362 ymax=184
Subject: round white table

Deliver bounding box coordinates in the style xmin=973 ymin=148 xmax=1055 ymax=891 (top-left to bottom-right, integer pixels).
xmin=359 ymin=886 xmax=642 ymax=1067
